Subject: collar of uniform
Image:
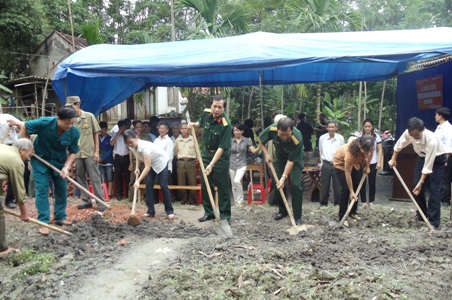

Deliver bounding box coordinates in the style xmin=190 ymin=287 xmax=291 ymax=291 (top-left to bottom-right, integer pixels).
xmin=49 ymin=116 xmax=57 ymax=131
xmin=79 ymin=110 xmax=88 ymax=119
xmin=210 ymin=112 xmax=225 ymax=122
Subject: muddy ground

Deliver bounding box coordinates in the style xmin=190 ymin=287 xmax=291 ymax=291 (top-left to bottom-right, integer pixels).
xmin=1 ymin=179 xmax=452 ymax=300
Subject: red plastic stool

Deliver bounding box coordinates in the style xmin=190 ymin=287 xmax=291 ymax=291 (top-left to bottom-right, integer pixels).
xmin=102 ymin=183 xmax=110 ymax=202
xmin=267 ymin=178 xmax=272 ymax=193
xmin=247 ymin=184 xmax=266 ymax=205
xmin=89 ymin=183 xmax=110 ymax=202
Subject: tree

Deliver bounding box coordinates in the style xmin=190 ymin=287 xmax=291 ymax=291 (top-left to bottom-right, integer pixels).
xmin=177 ymin=0 xmax=249 ymax=38
xmin=0 ymin=0 xmax=48 ymax=78
xmin=286 ymin=0 xmax=362 ymax=32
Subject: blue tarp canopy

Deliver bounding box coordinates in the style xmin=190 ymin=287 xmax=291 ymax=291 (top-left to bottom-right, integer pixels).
xmin=53 ymin=28 xmax=452 ymax=115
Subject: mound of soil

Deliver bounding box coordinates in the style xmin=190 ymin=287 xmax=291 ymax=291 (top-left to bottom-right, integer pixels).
xmin=1 ymin=195 xmax=452 ymax=299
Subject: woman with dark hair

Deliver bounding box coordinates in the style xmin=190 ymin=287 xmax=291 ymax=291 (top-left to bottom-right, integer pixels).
xmin=333 ymin=135 xmax=374 ymax=226
xmin=359 ymin=119 xmax=383 ymax=207
xmin=124 ymin=129 xmax=174 ymax=219
xmin=229 ymin=122 xmax=260 ymax=207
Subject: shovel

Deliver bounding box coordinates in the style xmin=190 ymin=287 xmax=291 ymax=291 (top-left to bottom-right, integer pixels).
xmin=127 ymin=186 xmax=140 ymax=226
xmin=339 ymin=173 xmax=367 ymax=225
xmin=268 ymin=161 xmax=307 ymax=235
xmin=32 ymin=154 xmax=110 ymax=210
xmin=4 ymin=208 xmax=73 ymax=236
xmin=190 ymin=126 xmax=233 ymax=237
xmin=393 ymin=166 xmax=434 ymax=231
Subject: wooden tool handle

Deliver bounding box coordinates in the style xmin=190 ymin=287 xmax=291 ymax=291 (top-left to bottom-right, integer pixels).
xmin=4 ymin=207 xmax=73 ymax=236
xmin=131 ymin=186 xmax=138 ymax=215
xmin=32 ymin=154 xmax=110 ymax=209
xmin=393 ymin=166 xmax=434 ymax=231
xmin=339 ymin=173 xmax=367 ymax=225
xmin=190 ymin=126 xmax=219 ymax=219
xmin=268 ymin=161 xmax=298 ymax=228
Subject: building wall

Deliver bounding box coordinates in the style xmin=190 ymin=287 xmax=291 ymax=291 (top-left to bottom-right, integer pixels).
xmin=28 ymin=33 xmax=72 ymax=79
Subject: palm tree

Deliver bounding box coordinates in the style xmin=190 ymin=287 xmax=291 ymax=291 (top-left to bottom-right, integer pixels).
xmin=79 ymin=18 xmax=105 ymax=45
xmin=286 ymin=0 xmax=362 ymax=119
xmin=177 ymin=0 xmax=249 ymax=38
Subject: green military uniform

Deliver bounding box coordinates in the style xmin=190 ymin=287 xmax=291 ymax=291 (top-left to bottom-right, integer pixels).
xmin=0 ymin=144 xmax=27 ymax=252
xmin=26 ymin=117 xmax=80 ymax=224
xmin=259 ymin=124 xmax=304 ymax=220
xmin=199 ymin=109 xmax=232 ymax=220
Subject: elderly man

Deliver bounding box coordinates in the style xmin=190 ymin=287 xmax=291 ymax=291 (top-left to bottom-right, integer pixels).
xmin=65 ymin=96 xmax=107 ymax=211
xmin=1 ymin=113 xmax=21 ymax=209
xmin=9 ymin=107 xmax=80 ymax=235
xmin=389 ymin=117 xmax=446 ymax=229
xmin=188 ymin=95 xmax=232 ymax=222
xmin=0 ymin=139 xmax=34 ymax=257
xmin=318 ymin=120 xmax=344 ymax=206
xmin=260 ymin=117 xmax=304 ymax=225
xmin=175 ymin=123 xmax=197 ymax=205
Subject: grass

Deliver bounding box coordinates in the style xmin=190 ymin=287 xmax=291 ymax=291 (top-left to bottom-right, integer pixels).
xmin=10 ymin=248 xmax=56 ymax=279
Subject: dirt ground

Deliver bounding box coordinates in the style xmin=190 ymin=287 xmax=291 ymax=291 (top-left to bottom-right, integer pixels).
xmin=1 ymin=174 xmax=452 ymax=300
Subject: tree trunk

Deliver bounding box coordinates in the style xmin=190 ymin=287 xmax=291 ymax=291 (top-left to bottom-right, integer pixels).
xmin=281 ymin=85 xmax=284 ymax=113
xmin=363 ymin=81 xmax=367 ymax=121
xmin=241 ymin=87 xmax=245 ymax=123
xmin=259 ymin=73 xmax=264 ymax=128
xmin=247 ymin=86 xmax=254 ymax=120
xmin=316 ymin=83 xmax=321 ymax=116
xmin=357 ymin=81 xmax=362 ymax=131
xmin=378 ymin=81 xmax=386 ymax=131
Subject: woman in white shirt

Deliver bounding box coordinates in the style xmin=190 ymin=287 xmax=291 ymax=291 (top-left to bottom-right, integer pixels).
xmin=359 ymin=119 xmax=383 ymax=207
xmin=124 ymin=129 xmax=174 ymax=220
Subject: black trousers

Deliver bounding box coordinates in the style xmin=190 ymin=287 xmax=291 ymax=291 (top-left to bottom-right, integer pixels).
xmin=336 ymin=167 xmax=361 ymax=221
xmin=360 ymin=163 xmax=377 ymax=203
xmin=414 ymin=155 xmax=445 ymax=228
xmin=114 ymin=154 xmax=130 ymax=198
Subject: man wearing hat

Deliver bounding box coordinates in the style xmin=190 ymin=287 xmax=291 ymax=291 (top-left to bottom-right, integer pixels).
xmin=65 ymin=96 xmax=107 ymax=211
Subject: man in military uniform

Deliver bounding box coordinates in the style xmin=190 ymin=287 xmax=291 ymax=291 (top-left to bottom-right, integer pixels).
xmin=66 ymin=96 xmax=107 ymax=211
xmin=0 ymin=139 xmax=33 ymax=257
xmin=260 ymin=117 xmax=304 ymax=225
xmin=188 ymin=95 xmax=232 ymax=222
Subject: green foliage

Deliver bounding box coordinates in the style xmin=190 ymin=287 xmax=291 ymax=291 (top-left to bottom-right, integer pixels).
xmin=0 ymin=0 xmax=47 ymax=77
xmin=177 ymin=0 xmax=249 ymax=38
xmin=79 ymin=18 xmax=105 ymax=45
xmin=321 ymin=93 xmax=354 ymax=128
xmin=11 ymin=248 xmax=56 ymax=279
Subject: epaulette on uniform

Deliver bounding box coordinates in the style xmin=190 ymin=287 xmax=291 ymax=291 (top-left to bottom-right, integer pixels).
xmin=291 ymin=135 xmax=300 ymax=145
xmin=204 ymin=108 xmax=212 ymax=113
xmin=270 ymin=126 xmax=277 ymax=131
xmin=222 ymin=117 xmax=229 ymax=126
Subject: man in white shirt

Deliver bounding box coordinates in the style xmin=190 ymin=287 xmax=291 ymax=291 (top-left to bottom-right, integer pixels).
xmin=389 ymin=117 xmax=446 ymax=229
xmin=318 ymin=120 xmax=345 ymax=206
xmin=154 ymin=123 xmax=175 ymax=177
xmin=179 ymin=92 xmax=190 ymax=121
xmin=434 ymin=107 xmax=452 ymax=207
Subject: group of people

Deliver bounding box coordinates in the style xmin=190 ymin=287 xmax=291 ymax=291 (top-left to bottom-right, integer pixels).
xmin=2 ymin=94 xmax=451 ymax=257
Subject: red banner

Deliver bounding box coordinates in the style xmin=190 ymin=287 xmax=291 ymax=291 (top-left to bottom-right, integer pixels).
xmin=416 ymin=75 xmax=443 ymax=110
